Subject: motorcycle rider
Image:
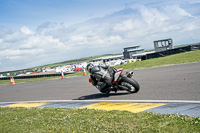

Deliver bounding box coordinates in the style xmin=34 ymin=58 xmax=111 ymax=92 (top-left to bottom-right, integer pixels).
xmin=86 ymin=62 xmax=116 ymax=93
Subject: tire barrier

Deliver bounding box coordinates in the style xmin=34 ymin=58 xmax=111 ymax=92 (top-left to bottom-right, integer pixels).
xmin=0 ymin=72 xmax=75 ymax=80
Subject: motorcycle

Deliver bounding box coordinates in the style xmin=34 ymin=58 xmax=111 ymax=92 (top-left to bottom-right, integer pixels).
xmin=89 ymin=68 xmax=140 ymax=93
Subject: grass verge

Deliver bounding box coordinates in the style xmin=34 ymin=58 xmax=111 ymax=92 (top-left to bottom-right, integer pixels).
xmin=0 ymin=71 xmax=88 ymax=85
xmin=0 ymin=107 xmax=200 ymax=133
xmin=114 ymin=50 xmax=200 ymax=70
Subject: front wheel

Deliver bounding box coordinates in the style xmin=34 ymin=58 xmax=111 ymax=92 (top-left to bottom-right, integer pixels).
xmin=119 ymin=77 xmax=140 ymax=93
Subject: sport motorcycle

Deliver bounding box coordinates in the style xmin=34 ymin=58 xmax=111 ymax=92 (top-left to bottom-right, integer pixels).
xmin=89 ymin=68 xmax=140 ymax=93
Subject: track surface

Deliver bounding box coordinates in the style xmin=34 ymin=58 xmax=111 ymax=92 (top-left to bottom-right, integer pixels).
xmin=0 ymin=62 xmax=200 ymax=102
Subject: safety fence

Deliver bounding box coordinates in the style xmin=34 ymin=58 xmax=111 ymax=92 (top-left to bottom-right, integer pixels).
xmin=0 ymin=72 xmax=75 ymax=80
xmin=142 ymin=43 xmax=200 ymax=60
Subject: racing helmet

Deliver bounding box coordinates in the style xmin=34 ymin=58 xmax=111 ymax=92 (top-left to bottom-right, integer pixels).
xmin=86 ymin=63 xmax=94 ymax=73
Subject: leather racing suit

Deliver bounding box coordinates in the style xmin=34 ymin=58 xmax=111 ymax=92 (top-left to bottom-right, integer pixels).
xmin=89 ymin=64 xmax=116 ymax=93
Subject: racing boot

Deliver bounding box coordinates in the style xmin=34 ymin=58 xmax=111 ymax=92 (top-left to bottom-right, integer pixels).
xmin=112 ymin=86 xmax=118 ymax=93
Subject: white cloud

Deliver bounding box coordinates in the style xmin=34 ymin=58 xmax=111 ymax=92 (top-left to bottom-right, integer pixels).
xmin=68 ymin=35 xmax=88 ymax=44
xmin=113 ymin=19 xmax=135 ymax=32
xmin=6 ymin=56 xmax=21 ymax=60
xmin=108 ymin=35 xmax=123 ymax=43
xmin=0 ymin=1 xmax=200 ymax=72
xmin=185 ymin=23 xmax=197 ymax=31
xmin=164 ymin=4 xmax=193 ymax=18
xmin=0 ymin=49 xmax=44 ymax=56
xmin=21 ymin=26 xmax=34 ymax=35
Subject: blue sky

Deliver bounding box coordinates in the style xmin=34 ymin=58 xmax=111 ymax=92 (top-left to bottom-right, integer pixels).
xmin=0 ymin=0 xmax=200 ymax=72
xmin=0 ymin=0 xmax=130 ymax=28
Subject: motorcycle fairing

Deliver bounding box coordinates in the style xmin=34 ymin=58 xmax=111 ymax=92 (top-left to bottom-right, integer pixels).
xmin=113 ymin=68 xmax=123 ymax=84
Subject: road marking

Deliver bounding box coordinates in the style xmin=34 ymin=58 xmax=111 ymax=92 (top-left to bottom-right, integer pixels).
xmin=4 ymin=102 xmax=50 ymax=108
xmin=79 ymin=102 xmax=168 ymax=113
xmin=1 ymin=100 xmax=199 ymax=104
xmin=1 ymin=101 xmax=199 ymax=117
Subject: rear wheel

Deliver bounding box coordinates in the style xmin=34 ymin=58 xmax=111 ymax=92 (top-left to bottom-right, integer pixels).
xmin=119 ymin=77 xmax=140 ymax=93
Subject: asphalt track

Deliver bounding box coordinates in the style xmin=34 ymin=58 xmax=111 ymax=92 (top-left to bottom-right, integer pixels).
xmin=0 ymin=62 xmax=200 ymax=102
xmin=1 ymin=62 xmax=200 ymax=117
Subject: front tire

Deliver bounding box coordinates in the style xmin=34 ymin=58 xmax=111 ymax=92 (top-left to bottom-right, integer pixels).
xmin=119 ymin=77 xmax=140 ymax=93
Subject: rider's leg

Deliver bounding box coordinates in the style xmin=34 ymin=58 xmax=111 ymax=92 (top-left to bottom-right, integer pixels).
xmin=96 ymin=82 xmax=108 ymax=93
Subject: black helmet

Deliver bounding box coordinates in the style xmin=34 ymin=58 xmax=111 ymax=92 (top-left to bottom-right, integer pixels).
xmin=86 ymin=63 xmax=94 ymax=73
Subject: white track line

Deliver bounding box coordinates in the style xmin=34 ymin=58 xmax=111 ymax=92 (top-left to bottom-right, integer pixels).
xmin=1 ymin=100 xmax=200 ymax=104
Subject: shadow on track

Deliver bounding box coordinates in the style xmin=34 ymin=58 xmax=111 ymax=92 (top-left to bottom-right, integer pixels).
xmin=73 ymin=92 xmax=131 ymax=100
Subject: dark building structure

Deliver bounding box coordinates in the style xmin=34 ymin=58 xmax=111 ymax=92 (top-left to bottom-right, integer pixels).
xmin=123 ymin=45 xmax=144 ymax=59
xmin=154 ymin=38 xmax=173 ymax=52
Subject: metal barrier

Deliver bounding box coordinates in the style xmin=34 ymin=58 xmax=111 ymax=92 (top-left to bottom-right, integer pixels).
xmin=191 ymin=44 xmax=200 ymax=51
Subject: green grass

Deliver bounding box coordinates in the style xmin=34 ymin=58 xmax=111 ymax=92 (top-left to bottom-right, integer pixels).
xmin=0 ymin=71 xmax=89 ymax=85
xmin=114 ymin=50 xmax=200 ymax=70
xmin=0 ymin=107 xmax=200 ymax=133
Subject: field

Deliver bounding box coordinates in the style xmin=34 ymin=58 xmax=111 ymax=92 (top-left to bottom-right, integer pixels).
xmin=0 ymin=107 xmax=200 ymax=133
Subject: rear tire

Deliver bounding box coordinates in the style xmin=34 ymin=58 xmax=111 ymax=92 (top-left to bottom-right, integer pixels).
xmin=119 ymin=77 xmax=140 ymax=93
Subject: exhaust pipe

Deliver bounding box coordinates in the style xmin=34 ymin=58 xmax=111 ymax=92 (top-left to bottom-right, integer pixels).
xmin=127 ymin=71 xmax=134 ymax=78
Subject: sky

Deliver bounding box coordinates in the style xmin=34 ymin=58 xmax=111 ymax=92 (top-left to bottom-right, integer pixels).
xmin=0 ymin=0 xmax=200 ymax=72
